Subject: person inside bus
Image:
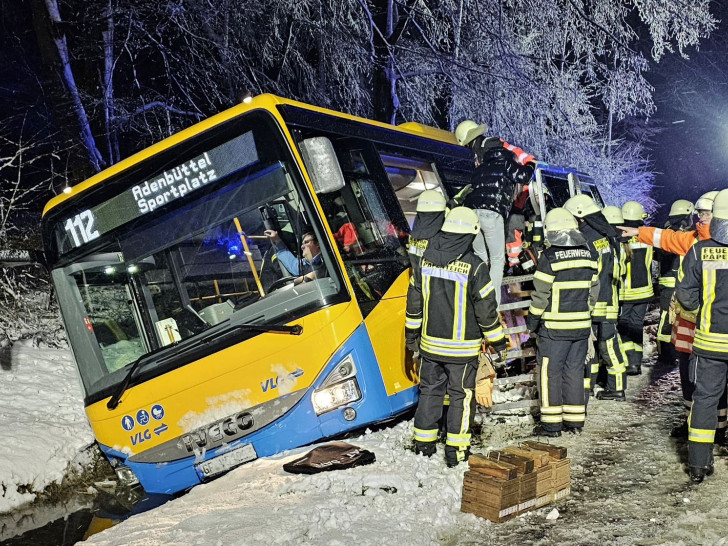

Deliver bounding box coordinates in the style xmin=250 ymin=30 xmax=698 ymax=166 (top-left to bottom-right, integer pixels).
xmin=264 ymin=230 xmax=327 ymax=284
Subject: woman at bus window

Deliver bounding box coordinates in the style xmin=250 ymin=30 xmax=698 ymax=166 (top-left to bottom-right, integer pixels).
xmin=264 ymin=230 xmax=327 ymax=284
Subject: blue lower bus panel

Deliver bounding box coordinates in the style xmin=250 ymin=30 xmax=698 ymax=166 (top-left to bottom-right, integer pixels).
xmin=99 ymin=323 xmax=418 ymax=494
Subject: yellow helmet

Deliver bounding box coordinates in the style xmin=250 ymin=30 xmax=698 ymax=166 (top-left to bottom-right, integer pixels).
xmin=454 ymin=120 xmax=487 ymax=147
xmin=695 ymin=190 xmax=719 ymax=212
xmin=544 ymin=208 xmax=578 ymax=232
xmin=416 ymin=190 xmax=447 ymax=213
xmin=622 ymin=201 xmax=647 ymax=221
xmin=668 ymin=199 xmax=693 ymax=217
xmin=602 ymin=206 xmax=624 ymax=225
xmin=441 ymin=206 xmax=480 ymax=234
xmin=712 ymin=189 xmax=728 ymax=220
xmin=564 ymin=194 xmax=600 ymax=218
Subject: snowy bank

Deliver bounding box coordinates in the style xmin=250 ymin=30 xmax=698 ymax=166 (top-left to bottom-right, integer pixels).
xmin=0 ymin=340 xmax=94 ymax=513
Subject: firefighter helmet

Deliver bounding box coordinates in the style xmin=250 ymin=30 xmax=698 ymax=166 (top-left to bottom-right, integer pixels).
xmin=602 ymin=206 xmax=624 ymax=225
xmin=668 ymin=199 xmax=693 ymax=217
xmin=709 ymin=189 xmax=728 ymax=244
xmin=712 ymin=189 xmax=728 ymax=220
xmin=454 ymin=120 xmax=487 ymax=147
xmin=695 ymin=190 xmax=719 ymax=212
xmin=544 ymin=208 xmax=578 ymax=232
xmin=441 ymin=206 xmax=480 ymax=234
xmin=564 ymin=194 xmax=600 ymax=218
xmin=416 ymin=190 xmax=447 ymax=213
xmin=622 ymin=201 xmax=647 ymax=221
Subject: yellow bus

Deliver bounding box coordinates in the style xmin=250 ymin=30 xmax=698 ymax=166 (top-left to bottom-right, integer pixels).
xmin=41 ymin=94 xmax=475 ymax=494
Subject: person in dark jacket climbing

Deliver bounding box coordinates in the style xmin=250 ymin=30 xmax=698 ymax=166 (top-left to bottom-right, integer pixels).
xmin=405 ymin=207 xmax=506 ymax=466
xmin=454 ymin=120 xmax=535 ymax=305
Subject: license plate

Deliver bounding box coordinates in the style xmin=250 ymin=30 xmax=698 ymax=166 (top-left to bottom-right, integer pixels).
xmin=196 ymin=444 xmax=257 ymax=478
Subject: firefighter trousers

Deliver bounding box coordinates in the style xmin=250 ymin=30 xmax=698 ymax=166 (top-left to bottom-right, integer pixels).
xmin=537 ymin=334 xmax=589 ymax=433
xmin=618 ymin=301 xmax=648 ymax=373
xmin=687 ymin=354 xmax=728 ymax=468
xmin=657 ymin=287 xmax=676 ymax=365
xmin=589 ymin=321 xmax=628 ymax=393
xmin=680 ymin=352 xmax=728 ymax=432
xmin=413 ymin=356 xmax=476 ymax=454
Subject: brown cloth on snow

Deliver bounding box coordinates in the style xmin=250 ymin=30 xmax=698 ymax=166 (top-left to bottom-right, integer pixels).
xmin=282 ymin=442 xmax=376 ymax=474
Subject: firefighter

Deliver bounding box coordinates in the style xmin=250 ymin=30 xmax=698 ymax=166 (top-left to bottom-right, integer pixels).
xmin=654 ymin=199 xmax=694 ymax=367
xmin=406 ymin=207 xmax=506 ymax=466
xmin=619 ymin=191 xmax=726 ymax=443
xmin=407 ymin=190 xmax=447 ymax=272
xmin=406 ymin=189 xmax=450 ymax=424
xmin=455 ymin=120 xmax=535 ymax=304
xmin=618 ymin=201 xmax=653 ymax=376
xmin=528 ymin=208 xmax=600 ymax=436
xmin=675 ymin=188 xmax=728 ymax=483
xmin=564 ymin=195 xmax=628 ymax=401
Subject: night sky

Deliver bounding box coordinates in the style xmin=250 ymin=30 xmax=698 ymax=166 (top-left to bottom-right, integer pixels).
xmin=648 ymin=3 xmax=728 ymax=222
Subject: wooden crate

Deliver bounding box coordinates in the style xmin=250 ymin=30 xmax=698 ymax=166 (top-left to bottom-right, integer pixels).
xmin=522 ymin=441 xmax=568 ymax=460
xmin=534 ymin=464 xmax=554 ymax=507
xmin=517 ymin=471 xmax=538 ymax=513
xmin=503 ymin=446 xmax=550 ymax=468
xmin=552 ymin=458 xmax=570 ymax=488
xmin=461 ymin=471 xmax=520 ymax=522
xmin=468 ymin=454 xmax=517 ymax=480
xmin=553 ymin=483 xmax=571 ymax=502
xmin=486 ymin=451 xmax=535 ymax=475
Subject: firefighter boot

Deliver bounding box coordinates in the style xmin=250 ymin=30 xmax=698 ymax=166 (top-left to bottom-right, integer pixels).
xmin=597 ymin=390 xmax=626 ymax=401
xmin=625 ymin=364 xmax=642 ymax=376
xmin=689 ymin=463 xmax=715 ymax=484
xmin=671 ymin=421 xmax=689 ymax=438
xmin=445 ymin=445 xmax=470 ymax=467
xmin=533 ymin=425 xmax=562 ymax=438
xmin=413 ymin=441 xmax=436 ymax=458
xmin=715 ymin=428 xmax=727 ymax=446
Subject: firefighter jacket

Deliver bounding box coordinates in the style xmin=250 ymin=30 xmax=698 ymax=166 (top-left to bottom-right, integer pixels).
xmin=638 ymin=222 xmax=709 ymax=321
xmin=578 ymin=213 xmax=619 ymax=322
xmin=463 ymin=138 xmax=534 ymax=218
xmin=619 ymin=221 xmax=654 ymax=302
xmin=526 ymin=243 xmax=600 ymax=340
xmin=676 ymin=239 xmax=728 ymax=357
xmin=407 ymin=211 xmax=445 ymax=272
xmin=405 ymin=232 xmax=505 ymax=364
xmin=655 ymin=215 xmax=692 ymax=288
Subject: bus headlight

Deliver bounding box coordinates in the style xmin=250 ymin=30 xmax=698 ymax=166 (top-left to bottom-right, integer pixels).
xmin=312 ymin=355 xmax=362 ymax=415
xmin=114 ymin=465 xmax=140 ymax=487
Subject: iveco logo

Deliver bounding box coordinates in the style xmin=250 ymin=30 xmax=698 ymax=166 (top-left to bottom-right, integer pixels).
xmin=181 ymin=411 xmax=254 ymax=453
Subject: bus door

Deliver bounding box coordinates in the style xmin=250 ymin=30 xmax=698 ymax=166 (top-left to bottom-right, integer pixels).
xmin=300 ymin=135 xmax=417 ymax=398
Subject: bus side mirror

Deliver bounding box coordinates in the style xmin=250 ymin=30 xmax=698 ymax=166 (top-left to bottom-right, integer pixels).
xmin=298 ymin=137 xmax=346 ymax=194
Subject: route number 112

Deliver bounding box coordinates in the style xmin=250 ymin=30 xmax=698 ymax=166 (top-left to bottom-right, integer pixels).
xmin=64 ymin=210 xmax=100 ymax=248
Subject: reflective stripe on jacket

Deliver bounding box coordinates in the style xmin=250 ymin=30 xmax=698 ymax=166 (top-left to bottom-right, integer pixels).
xmin=676 ymin=240 xmax=728 ymax=356
xmin=405 ymin=252 xmax=505 ymax=363
xmin=527 ymin=245 xmax=599 ymax=338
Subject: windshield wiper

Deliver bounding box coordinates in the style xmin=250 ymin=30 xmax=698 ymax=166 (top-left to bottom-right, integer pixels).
xmin=198 ymin=322 xmax=303 ymax=344
xmin=106 ymin=322 xmax=302 ymax=410
xmin=107 ymin=346 xmax=176 ymax=410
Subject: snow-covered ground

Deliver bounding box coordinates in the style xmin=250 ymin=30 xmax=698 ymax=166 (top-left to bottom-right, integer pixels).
xmin=4 ymin=334 xmax=728 ymax=545
xmin=0 ymin=340 xmax=94 ymax=514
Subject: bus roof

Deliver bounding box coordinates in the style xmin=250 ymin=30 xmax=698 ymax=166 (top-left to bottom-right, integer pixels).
xmin=43 ymin=94 xmax=459 ymax=217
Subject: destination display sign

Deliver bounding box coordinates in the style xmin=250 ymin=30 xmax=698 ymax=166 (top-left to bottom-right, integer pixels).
xmin=59 ymin=131 xmax=259 ymax=252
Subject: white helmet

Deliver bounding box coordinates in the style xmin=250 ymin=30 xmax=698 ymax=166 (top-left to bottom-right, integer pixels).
xmin=441 ymin=207 xmax=480 ymax=234
xmin=695 ymin=190 xmax=719 ymax=212
xmin=416 ymin=190 xmax=447 ymax=213
xmin=454 ymin=120 xmax=487 ymax=147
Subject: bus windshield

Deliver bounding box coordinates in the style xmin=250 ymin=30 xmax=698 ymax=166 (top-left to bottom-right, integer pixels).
xmin=47 ymin=114 xmax=345 ymax=401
